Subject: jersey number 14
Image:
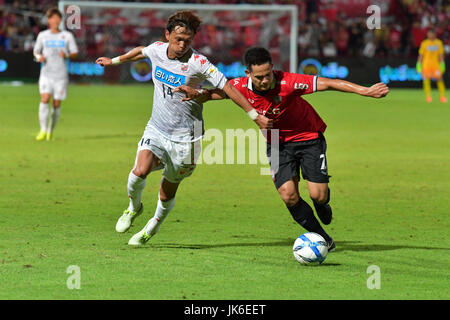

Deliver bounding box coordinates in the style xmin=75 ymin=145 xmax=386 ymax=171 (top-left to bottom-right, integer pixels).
xmin=162 ymin=84 xmax=174 ymax=99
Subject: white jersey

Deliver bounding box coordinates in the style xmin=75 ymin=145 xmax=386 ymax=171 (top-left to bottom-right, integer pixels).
xmin=34 ymin=29 xmax=78 ymax=81
xmin=142 ymin=42 xmax=228 ymax=142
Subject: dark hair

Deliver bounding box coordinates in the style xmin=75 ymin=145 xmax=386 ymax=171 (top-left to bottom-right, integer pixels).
xmin=46 ymin=7 xmax=62 ymax=19
xmin=244 ymin=47 xmax=272 ymax=71
xmin=166 ymin=11 xmax=202 ymax=35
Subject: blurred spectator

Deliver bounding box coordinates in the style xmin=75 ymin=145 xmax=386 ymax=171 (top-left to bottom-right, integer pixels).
xmin=375 ymin=24 xmax=390 ymax=57
xmin=303 ymin=13 xmax=322 ymax=56
xmin=348 ymin=22 xmax=364 ymax=56
xmin=388 ymin=23 xmax=403 ymax=56
xmin=421 ymin=9 xmax=436 ymax=28
xmin=321 ymin=34 xmax=337 ymax=57
xmin=362 ymin=30 xmax=376 ymax=58
xmin=298 ymin=25 xmax=311 ymax=55
xmin=335 ymin=26 xmax=349 ymax=56
xmin=411 ymin=20 xmax=427 ymax=50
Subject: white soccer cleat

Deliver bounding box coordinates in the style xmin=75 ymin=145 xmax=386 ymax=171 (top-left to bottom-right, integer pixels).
xmin=115 ymin=203 xmax=143 ymax=233
xmin=127 ymin=228 xmax=151 ymax=246
xmin=127 ymin=218 xmax=160 ymax=246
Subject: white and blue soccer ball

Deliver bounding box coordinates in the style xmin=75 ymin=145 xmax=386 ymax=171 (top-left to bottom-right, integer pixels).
xmin=293 ymin=232 xmax=328 ymax=265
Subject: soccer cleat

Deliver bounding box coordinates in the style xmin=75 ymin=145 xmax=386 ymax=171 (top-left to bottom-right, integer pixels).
xmin=115 ymin=203 xmax=143 ymax=233
xmin=46 ymin=132 xmax=53 ymax=141
xmin=127 ymin=218 xmax=160 ymax=246
xmin=327 ymin=239 xmax=336 ymax=252
xmin=128 ymin=228 xmax=151 ymax=246
xmin=440 ymin=97 xmax=447 ymax=103
xmin=426 ymin=96 xmax=432 ymax=103
xmin=36 ymin=130 xmax=47 ymax=141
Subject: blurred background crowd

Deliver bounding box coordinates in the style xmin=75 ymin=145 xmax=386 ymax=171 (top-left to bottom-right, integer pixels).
xmin=1 ymin=0 xmax=449 ymax=62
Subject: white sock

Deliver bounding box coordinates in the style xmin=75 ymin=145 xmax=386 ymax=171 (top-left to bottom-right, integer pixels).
xmin=144 ymin=197 xmax=176 ymax=236
xmin=48 ymin=107 xmax=61 ymax=133
xmin=127 ymin=171 xmax=146 ymax=212
xmin=39 ymin=102 xmax=50 ymax=132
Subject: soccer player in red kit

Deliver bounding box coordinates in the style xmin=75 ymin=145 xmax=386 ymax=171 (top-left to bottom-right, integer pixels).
xmin=175 ymin=47 xmax=389 ymax=251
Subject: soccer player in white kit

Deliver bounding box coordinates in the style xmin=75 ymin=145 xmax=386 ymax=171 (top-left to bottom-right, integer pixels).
xmin=33 ymin=8 xmax=78 ymax=141
xmin=96 ymin=11 xmax=272 ymax=246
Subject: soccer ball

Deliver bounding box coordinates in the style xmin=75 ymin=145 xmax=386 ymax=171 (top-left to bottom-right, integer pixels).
xmin=293 ymin=232 xmax=328 ymax=265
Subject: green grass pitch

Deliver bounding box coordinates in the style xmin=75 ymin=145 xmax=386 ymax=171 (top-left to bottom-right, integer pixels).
xmin=0 ymin=83 xmax=449 ymax=300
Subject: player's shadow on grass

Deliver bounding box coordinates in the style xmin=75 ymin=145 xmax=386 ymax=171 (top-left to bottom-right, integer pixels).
xmin=134 ymin=240 xmax=342 ymax=266
xmin=144 ymin=239 xmax=450 ymax=253
xmin=140 ymin=239 xmax=294 ymax=250
xmin=334 ymin=240 xmax=450 ymax=252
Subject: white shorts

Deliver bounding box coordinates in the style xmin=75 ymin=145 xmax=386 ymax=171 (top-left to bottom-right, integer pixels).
xmin=39 ymin=75 xmax=68 ymax=101
xmin=135 ymin=126 xmax=201 ymax=184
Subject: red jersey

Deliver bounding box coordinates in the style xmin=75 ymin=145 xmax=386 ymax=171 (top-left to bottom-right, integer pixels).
xmin=231 ymin=70 xmax=327 ymax=144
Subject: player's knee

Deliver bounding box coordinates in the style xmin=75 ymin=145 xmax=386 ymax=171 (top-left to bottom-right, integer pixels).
xmin=132 ymin=166 xmax=150 ymax=179
xmin=280 ymin=191 xmax=299 ymax=207
xmin=310 ymin=189 xmax=328 ymax=204
xmin=159 ymin=193 xmax=175 ymax=202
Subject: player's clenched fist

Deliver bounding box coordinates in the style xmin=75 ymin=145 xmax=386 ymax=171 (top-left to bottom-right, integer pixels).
xmin=365 ymin=82 xmax=389 ymax=98
xmin=96 ymin=57 xmax=112 ymax=67
xmin=255 ymin=114 xmax=273 ymax=130
xmin=173 ymin=85 xmax=202 ymax=101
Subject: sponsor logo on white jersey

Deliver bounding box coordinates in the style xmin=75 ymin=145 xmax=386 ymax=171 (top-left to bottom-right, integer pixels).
xmin=154 ymin=66 xmax=185 ymax=87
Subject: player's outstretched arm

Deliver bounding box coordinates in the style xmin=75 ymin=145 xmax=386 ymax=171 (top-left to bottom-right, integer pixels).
xmin=316 ymin=77 xmax=389 ymax=98
xmin=174 ymin=82 xmax=273 ymax=129
xmin=95 ymin=46 xmax=146 ymax=67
